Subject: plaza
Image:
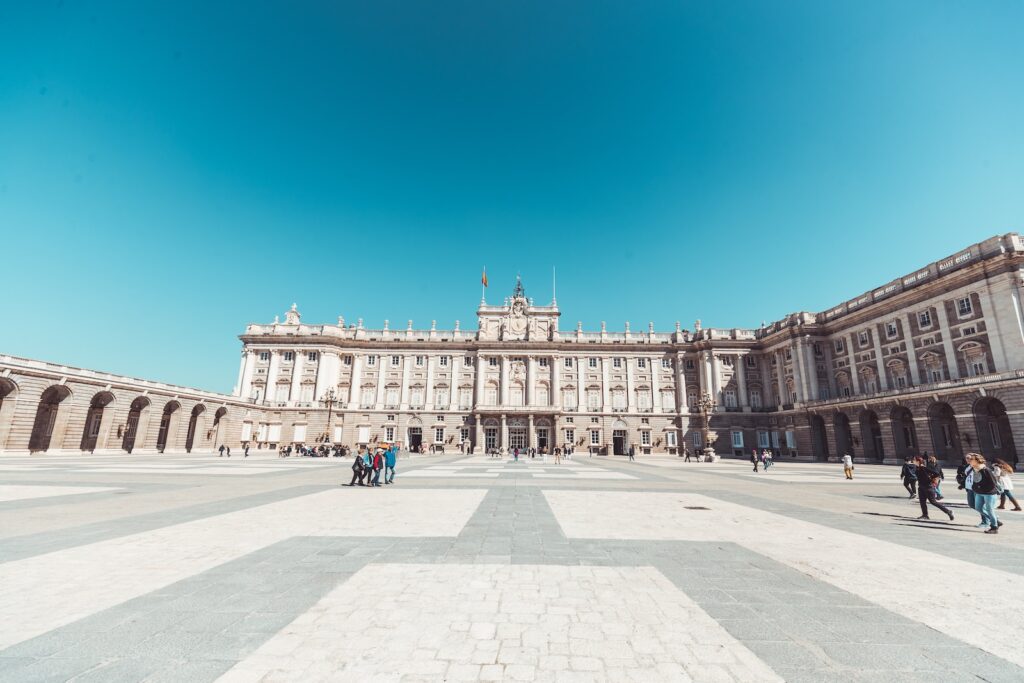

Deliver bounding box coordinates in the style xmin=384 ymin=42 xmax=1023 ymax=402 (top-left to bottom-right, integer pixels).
xmin=0 ymin=450 xmax=1021 ymax=682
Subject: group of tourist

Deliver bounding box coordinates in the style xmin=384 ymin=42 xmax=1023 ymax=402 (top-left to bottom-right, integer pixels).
xmin=749 ymin=448 xmax=774 ymax=472
xmin=344 ymin=445 xmax=398 ymax=487
xmin=890 ymin=451 xmax=1019 ymax=534
xmin=278 ymin=444 xmax=350 ymax=458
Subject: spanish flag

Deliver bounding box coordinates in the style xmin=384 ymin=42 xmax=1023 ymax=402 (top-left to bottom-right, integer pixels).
xmin=481 ymin=268 xmax=488 ymax=287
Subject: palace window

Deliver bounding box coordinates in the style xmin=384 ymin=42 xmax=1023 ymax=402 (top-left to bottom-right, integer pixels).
xmin=283 ymin=351 xmax=294 ymax=362
xmin=665 ymin=431 xmax=677 ymax=447
xmin=834 ymin=339 xmax=844 ymax=354
xmin=589 ymin=357 xmax=598 ymax=369
xmin=564 ymin=428 xmax=575 ymax=445
xmin=930 ymin=368 xmax=944 ymax=383
xmin=459 ymin=388 xmax=473 ymax=409
xmin=539 ymin=357 xmax=549 ymax=368
xmin=637 ymin=358 xmax=647 ymax=369
xmin=692 ymin=432 xmax=703 ymax=447
xmin=383 ymin=426 xmax=394 ymax=441
xmin=613 ymin=358 xmax=623 ymax=369
xmin=564 ymin=357 xmax=573 ymax=368
xmin=637 ymin=391 xmax=651 ymax=411
xmin=410 ymin=388 xmax=424 ymax=408
xmin=957 ymin=297 xmax=973 ymax=317
xmin=489 ymin=357 xmax=498 ymax=367
xmin=435 ymin=389 xmax=449 ymax=407
xmin=858 ymin=331 xmax=869 ymax=347
xmin=989 ymin=422 xmax=1002 ymax=448
xmin=640 ymin=431 xmax=651 ymax=446
xmin=367 ymin=355 xmax=377 ymax=366
xmin=343 ymin=355 xmax=352 ymax=366
xmin=661 ymin=391 xmax=675 ymax=412
xmin=439 ymin=356 xmax=449 ymax=367
xmin=612 ymin=389 xmax=626 ymax=410
xmin=724 ymin=389 xmax=737 ymax=408
xmin=750 ymin=390 xmax=762 ymax=408
xmin=757 ymin=430 xmax=770 ymax=448
xmin=591 ymin=417 xmax=599 ymax=423
xmin=919 ymin=310 xmax=932 ymax=328
xmin=391 ymin=355 xmax=400 ymax=367
xmin=662 ymin=358 xmax=672 ymax=369
xmin=464 ymin=356 xmax=474 ymax=366
xmin=813 ymin=343 xmax=823 ymax=357
xmin=485 ymin=387 xmax=498 ymax=405
xmin=746 ymin=355 xmax=756 ymax=368
xmin=415 ymin=355 xmax=425 ymax=367
xmin=886 ymin=322 xmax=898 ymax=339
xmin=731 ymin=431 xmax=744 ymax=448
xmin=590 ymin=430 xmax=601 ymax=446
xmin=536 ymin=386 xmax=549 ymax=406
xmin=307 ymin=351 xmax=319 ymax=362
xmin=784 ymin=349 xmax=792 ymax=361
xmin=566 ymin=417 xmax=574 ymax=423
xmin=562 ymin=390 xmax=577 ymax=409
xmin=385 ymin=388 xmax=399 ymax=407
xmin=685 ymin=359 xmax=695 ymax=370
xmin=961 ymin=325 xmax=977 ymax=336
xmin=259 ymin=351 xmax=270 ymax=362
xmin=587 ymin=390 xmax=601 ymax=410
xmin=434 ymin=427 xmax=445 ymax=443
xmin=360 ymin=388 xmax=374 ymax=407
xmin=460 ymin=427 xmax=469 ymax=443
xmin=722 ymin=356 xmax=734 ymax=367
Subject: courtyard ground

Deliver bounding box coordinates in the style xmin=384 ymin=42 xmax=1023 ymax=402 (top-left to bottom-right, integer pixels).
xmin=0 ymin=451 xmax=1020 ymax=682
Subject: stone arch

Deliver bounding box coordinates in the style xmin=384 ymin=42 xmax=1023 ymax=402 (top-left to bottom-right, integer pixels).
xmin=185 ymin=403 xmax=207 ymax=453
xmin=973 ymin=396 xmax=1017 ymax=465
xmin=28 ymin=385 xmax=73 ymax=453
xmin=809 ymin=414 xmax=829 ymax=461
xmin=927 ymin=401 xmax=961 ymax=463
xmin=833 ymin=411 xmax=854 ymax=457
xmin=890 ymin=405 xmax=918 ymax=459
xmin=859 ymin=409 xmax=885 ymax=462
xmin=80 ymin=391 xmax=116 ymax=452
xmin=0 ymin=377 xmax=20 ymax=450
xmin=211 ymin=406 xmax=228 ymax=450
xmin=122 ymin=396 xmax=151 ymax=452
xmin=156 ymin=400 xmax=182 ymax=453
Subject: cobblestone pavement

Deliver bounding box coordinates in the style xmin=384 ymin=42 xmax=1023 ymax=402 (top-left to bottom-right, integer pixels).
xmin=0 ymin=452 xmax=1021 ymax=682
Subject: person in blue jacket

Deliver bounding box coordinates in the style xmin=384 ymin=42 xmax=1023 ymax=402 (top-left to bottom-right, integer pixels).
xmin=385 ymin=445 xmax=397 ymax=484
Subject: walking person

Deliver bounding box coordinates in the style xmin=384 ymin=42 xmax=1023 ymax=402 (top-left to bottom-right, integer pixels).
xmin=842 ymin=453 xmax=854 ymax=480
xmin=218 ymin=445 xmax=225 ymax=458
xmin=995 ymin=459 xmax=1021 ymax=511
xmin=244 ymin=444 xmax=250 ymax=458
xmin=371 ymin=449 xmax=384 ymax=487
xmin=926 ymin=455 xmax=945 ymax=499
xmin=628 ymin=444 xmax=635 ymax=462
xmin=751 ymin=450 xmax=760 ymax=473
xmin=900 ymin=458 xmax=918 ymax=499
xmin=916 ymin=456 xmax=955 ymax=521
xmin=385 ymin=445 xmax=397 ymax=484
xmin=764 ymin=450 xmax=773 ymax=470
xmin=345 ymin=449 xmax=365 ymax=486
xmin=554 ymin=448 xmax=562 ymax=465
xmin=957 ymin=454 xmax=985 ymax=525
xmin=970 ymin=453 xmax=1001 ymax=534
xmin=684 ymin=448 xmax=692 ymax=462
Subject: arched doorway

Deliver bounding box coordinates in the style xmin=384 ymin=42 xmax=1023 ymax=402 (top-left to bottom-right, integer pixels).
xmin=122 ymin=397 xmax=150 ymax=453
xmin=974 ymin=397 xmax=1018 ymax=466
xmin=28 ymin=385 xmax=72 ymax=452
xmin=406 ymin=416 xmax=423 ymax=452
xmin=212 ymin=407 xmax=228 ymax=449
xmin=184 ymin=404 xmax=206 ymax=453
xmin=156 ymin=401 xmax=181 ymax=453
xmin=859 ymin=409 xmax=885 ymax=461
xmin=612 ymin=419 xmax=628 ymax=455
xmin=80 ymin=391 xmax=115 ymax=452
xmin=0 ymin=378 xmax=18 ymax=450
xmin=809 ymin=414 xmax=829 ymax=461
xmin=833 ymin=412 xmax=854 ymax=457
xmin=890 ymin=406 xmax=918 ymax=459
xmin=927 ymin=402 xmax=962 ymax=464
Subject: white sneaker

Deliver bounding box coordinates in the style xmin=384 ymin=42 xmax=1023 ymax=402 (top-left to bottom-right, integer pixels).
xmin=976 ymin=522 xmax=989 ymax=528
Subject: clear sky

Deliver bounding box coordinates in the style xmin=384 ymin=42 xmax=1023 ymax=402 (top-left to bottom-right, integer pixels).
xmin=1 ymin=1 xmax=1022 ymax=393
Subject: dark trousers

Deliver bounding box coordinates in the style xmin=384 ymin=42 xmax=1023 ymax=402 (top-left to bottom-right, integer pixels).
xmin=372 ymin=468 xmax=381 ymax=485
xmin=919 ymin=488 xmax=951 ymax=517
xmin=349 ymin=469 xmax=363 ymax=485
xmin=903 ymin=478 xmax=917 ymax=497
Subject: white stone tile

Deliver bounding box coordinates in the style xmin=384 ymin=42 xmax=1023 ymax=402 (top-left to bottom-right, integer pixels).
xmin=0 ymin=485 xmax=119 ymax=502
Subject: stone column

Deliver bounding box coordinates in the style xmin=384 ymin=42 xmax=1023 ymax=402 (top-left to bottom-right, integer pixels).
xmin=626 ymin=357 xmax=637 ymax=411
xmin=551 ymin=355 xmax=560 ymax=409
xmin=601 ymin=358 xmax=611 ymax=410
xmin=676 ymin=354 xmax=688 ymax=413
xmin=576 ymin=359 xmax=585 ymax=412
xmin=399 ymin=355 xmax=411 ymax=409
xmin=650 ymin=358 xmax=660 ymax=413
xmin=375 ymin=356 xmax=386 ymax=408
xmin=289 ymin=350 xmax=305 ymax=404
xmin=979 ymin=284 xmax=1010 ymax=370
xmin=710 ymin=353 xmax=722 ymax=406
xmin=775 ymin=350 xmax=786 ymax=404
xmin=790 ymin=342 xmax=806 ymax=404
xmin=234 ymin=352 xmax=247 ymax=397
xmin=265 ymin=351 xmax=281 ymax=405
xmin=425 ymin=355 xmax=435 ymax=407
xmin=501 ymin=414 xmax=508 ymax=448
xmin=500 ymin=356 xmax=509 ymax=406
xmin=475 ymin=355 xmax=486 ymax=405
xmin=735 ymin=355 xmax=748 ymax=409
xmin=528 ymin=413 xmax=534 ymax=449
xmin=844 ymin=334 xmax=859 ymax=392
xmin=475 ymin=420 xmax=484 ymax=454
xmin=348 ymin=353 xmax=362 ymax=408
xmin=526 ymin=357 xmax=534 ymax=406
xmin=239 ymin=350 xmax=256 ymax=399
xmin=901 ymin=315 xmax=922 ymax=386
xmin=871 ymin=330 xmax=889 ymax=391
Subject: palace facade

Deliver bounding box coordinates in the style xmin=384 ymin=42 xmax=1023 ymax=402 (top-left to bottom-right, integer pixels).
xmin=2 ymin=232 xmax=1023 ymax=466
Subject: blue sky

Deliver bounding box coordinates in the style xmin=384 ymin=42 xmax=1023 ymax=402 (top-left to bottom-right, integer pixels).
xmin=1 ymin=1 xmax=1022 ymax=393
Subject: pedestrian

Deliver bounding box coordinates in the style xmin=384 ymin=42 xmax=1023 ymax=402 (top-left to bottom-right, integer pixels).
xmin=842 ymin=453 xmax=854 ymax=479
xmin=751 ymin=450 xmax=760 ymax=473
xmin=628 ymin=444 xmax=635 ymax=462
xmin=995 ymin=459 xmax=1021 ymax=511
xmin=683 ymin=448 xmax=691 ymax=462
xmin=345 ymin=449 xmax=365 ymax=486
xmin=371 ymin=449 xmax=384 ymax=487
xmin=926 ymin=455 xmax=944 ymax=499
xmin=243 ymin=444 xmax=250 ymax=457
xmin=915 ymin=456 xmax=955 ymax=521
xmin=218 ymin=445 xmax=225 ymax=457
xmin=385 ymin=445 xmax=397 ymax=484
xmin=764 ymin=450 xmax=773 ymax=470
xmin=957 ymin=454 xmax=984 ymax=525
xmin=513 ymin=448 xmax=519 ymax=462
xmin=554 ymin=448 xmax=562 ymax=465
xmin=970 ymin=453 xmax=1001 ymax=534
xmin=900 ymin=458 xmax=918 ymax=498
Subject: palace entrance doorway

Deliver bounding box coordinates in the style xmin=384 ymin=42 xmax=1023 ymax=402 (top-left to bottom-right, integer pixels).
xmin=408 ymin=427 xmax=423 ymax=452
xmin=613 ymin=429 xmax=627 ymax=455
xmin=509 ymin=427 xmax=527 ymax=450
xmin=536 ymin=427 xmax=549 ymax=451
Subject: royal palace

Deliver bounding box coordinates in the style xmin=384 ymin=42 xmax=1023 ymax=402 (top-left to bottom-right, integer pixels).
xmin=2 ymin=233 xmax=1023 ymax=467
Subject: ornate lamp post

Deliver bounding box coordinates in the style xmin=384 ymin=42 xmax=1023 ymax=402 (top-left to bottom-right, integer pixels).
xmin=697 ymin=391 xmax=716 ymax=456
xmin=319 ymin=388 xmax=339 ymax=442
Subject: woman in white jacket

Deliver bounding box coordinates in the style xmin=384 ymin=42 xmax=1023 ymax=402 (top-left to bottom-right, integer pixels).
xmin=995 ymin=459 xmax=1021 ymax=511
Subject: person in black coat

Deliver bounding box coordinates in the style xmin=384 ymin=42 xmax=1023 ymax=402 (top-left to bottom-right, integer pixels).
xmin=900 ymin=458 xmax=918 ymax=499
xmin=916 ymin=456 xmax=954 ymax=521
xmin=345 ymin=449 xmax=366 ymax=486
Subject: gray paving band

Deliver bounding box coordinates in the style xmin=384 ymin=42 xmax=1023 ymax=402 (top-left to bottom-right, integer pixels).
xmin=0 ymin=484 xmax=331 ymax=563
xmin=3 ymin=485 xmax=1022 ymax=682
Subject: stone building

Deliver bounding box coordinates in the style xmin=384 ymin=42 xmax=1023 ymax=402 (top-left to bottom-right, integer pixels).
xmin=2 ymin=233 xmax=1022 ymax=465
